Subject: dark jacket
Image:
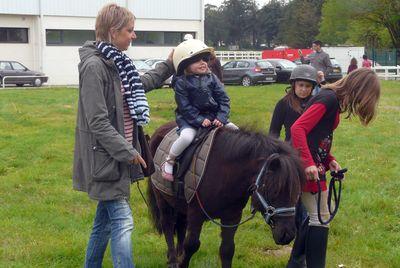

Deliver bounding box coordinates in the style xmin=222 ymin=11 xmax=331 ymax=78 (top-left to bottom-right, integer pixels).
xmin=269 ymin=96 xmax=310 ymax=141
xmin=72 ymin=41 xmax=174 ymax=201
xmin=173 ymin=73 xmax=230 ymax=129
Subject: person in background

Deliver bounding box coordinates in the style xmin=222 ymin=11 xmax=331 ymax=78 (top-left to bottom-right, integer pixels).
xmin=299 ymin=40 xmax=332 ymax=76
xmin=362 ymin=54 xmax=372 ymax=68
xmin=347 ymin=57 xmax=358 ymax=74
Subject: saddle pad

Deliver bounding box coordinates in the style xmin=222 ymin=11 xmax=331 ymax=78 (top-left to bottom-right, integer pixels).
xmin=151 ymin=127 xmax=219 ymax=203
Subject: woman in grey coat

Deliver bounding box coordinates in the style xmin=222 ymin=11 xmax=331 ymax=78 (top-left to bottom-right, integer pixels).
xmin=72 ymin=4 xmax=174 ymax=268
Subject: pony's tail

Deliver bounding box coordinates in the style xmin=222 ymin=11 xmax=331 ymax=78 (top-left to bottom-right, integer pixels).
xmin=147 ymin=179 xmax=163 ymax=234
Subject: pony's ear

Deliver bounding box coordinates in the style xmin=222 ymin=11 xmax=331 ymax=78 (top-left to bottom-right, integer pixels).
xmin=268 ymin=158 xmax=281 ymax=172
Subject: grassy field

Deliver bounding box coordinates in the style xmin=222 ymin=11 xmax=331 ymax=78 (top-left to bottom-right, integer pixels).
xmin=0 ymin=81 xmax=399 ymax=268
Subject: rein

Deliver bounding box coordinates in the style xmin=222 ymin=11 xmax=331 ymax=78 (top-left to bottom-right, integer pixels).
xmin=317 ymin=168 xmax=347 ymax=225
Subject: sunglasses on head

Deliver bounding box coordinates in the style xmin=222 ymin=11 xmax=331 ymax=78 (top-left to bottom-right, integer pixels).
xmin=192 ymin=54 xmax=210 ymax=63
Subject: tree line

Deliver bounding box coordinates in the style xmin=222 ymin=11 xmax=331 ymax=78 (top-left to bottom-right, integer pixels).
xmin=205 ymin=0 xmax=400 ymax=49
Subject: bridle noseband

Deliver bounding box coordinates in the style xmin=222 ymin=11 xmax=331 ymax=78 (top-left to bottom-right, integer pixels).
xmin=251 ymin=153 xmax=296 ymax=226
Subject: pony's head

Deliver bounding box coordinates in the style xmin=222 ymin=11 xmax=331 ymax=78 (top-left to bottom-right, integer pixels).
xmin=219 ymin=128 xmax=306 ymax=245
xmin=250 ymin=150 xmax=305 ymax=245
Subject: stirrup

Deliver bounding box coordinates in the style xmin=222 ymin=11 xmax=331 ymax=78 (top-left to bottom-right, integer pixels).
xmin=161 ymin=159 xmax=175 ymax=181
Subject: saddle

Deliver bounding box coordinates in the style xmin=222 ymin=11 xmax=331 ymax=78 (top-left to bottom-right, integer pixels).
xmin=151 ymin=126 xmax=219 ymax=202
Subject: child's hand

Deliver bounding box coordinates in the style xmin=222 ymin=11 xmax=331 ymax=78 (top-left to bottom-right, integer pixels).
xmin=305 ymin=165 xmax=319 ymax=181
xmin=328 ymin=160 xmax=341 ymax=172
xmin=213 ymin=119 xmax=223 ymax=127
xmin=202 ymin=119 xmax=211 ymax=127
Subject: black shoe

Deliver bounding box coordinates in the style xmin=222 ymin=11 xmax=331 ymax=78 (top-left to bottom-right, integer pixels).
xmin=305 ymin=226 xmax=329 ymax=268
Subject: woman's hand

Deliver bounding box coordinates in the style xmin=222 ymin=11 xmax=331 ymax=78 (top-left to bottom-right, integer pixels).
xmin=305 ymin=165 xmax=319 ymax=181
xmin=131 ymin=154 xmax=147 ymax=168
xmin=213 ymin=119 xmax=223 ymax=127
xmin=202 ymin=118 xmax=211 ymax=127
xmin=167 ymin=49 xmax=174 ymax=62
xmin=328 ymin=160 xmax=341 ymax=172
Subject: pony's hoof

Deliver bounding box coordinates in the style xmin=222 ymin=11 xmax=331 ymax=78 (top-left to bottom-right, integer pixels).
xmin=168 ymin=263 xmax=179 ymax=268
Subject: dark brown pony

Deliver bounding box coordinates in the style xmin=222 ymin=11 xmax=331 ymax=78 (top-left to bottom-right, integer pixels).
xmin=148 ymin=122 xmax=306 ymax=268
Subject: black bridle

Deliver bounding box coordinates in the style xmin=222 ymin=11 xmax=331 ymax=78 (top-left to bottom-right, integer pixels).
xmin=251 ymin=153 xmax=297 ymax=227
xmin=317 ymin=168 xmax=347 ymax=225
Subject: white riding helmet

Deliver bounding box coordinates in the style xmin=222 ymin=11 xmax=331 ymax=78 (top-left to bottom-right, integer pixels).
xmin=173 ymin=39 xmax=212 ymax=75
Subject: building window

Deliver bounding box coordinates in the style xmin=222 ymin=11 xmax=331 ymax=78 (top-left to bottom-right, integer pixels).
xmin=46 ymin=29 xmax=95 ymax=46
xmin=0 ymin=28 xmax=28 ymax=43
xmin=132 ymin=31 xmax=196 ymax=46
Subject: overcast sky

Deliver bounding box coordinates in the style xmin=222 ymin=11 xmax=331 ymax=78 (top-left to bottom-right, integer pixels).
xmin=204 ymin=0 xmax=272 ymax=8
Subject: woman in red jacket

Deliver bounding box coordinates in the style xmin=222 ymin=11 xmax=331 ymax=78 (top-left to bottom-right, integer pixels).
xmin=290 ymin=68 xmax=380 ymax=267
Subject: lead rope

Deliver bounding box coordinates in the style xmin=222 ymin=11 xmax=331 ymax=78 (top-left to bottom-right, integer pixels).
xmin=317 ymin=168 xmax=347 ymax=225
xmin=192 ymin=129 xmax=257 ymax=228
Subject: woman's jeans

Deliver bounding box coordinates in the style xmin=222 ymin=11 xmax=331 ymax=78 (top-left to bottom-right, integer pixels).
xmin=85 ymin=199 xmax=134 ymax=268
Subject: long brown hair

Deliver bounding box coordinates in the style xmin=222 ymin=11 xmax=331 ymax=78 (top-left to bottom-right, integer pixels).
xmin=283 ymin=82 xmax=308 ymax=114
xmin=322 ymin=68 xmax=380 ymax=125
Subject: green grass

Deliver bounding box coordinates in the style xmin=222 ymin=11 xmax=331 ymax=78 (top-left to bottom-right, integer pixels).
xmin=0 ymin=81 xmax=399 ymax=267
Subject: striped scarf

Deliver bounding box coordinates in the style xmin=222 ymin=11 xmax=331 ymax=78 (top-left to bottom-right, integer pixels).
xmin=97 ymin=41 xmax=150 ymax=126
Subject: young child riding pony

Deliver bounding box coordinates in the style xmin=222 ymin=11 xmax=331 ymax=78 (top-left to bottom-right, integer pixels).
xmin=162 ymin=39 xmax=237 ymax=181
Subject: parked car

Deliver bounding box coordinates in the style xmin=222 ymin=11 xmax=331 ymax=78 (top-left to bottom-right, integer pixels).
xmin=292 ymin=58 xmax=343 ymax=82
xmin=325 ymin=58 xmax=343 ymax=82
xmin=264 ymin=58 xmax=297 ymax=83
xmin=222 ymin=60 xmax=276 ymax=86
xmin=0 ymin=60 xmax=48 ymax=87
xmin=132 ymin=60 xmax=152 ymax=75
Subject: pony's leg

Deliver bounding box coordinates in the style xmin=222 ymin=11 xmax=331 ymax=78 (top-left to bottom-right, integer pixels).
xmin=160 ymin=207 xmax=179 ymax=267
xmin=219 ymin=214 xmax=242 ymax=268
xmin=179 ymin=214 xmax=204 ymax=268
xmin=176 ymin=213 xmax=187 ymax=257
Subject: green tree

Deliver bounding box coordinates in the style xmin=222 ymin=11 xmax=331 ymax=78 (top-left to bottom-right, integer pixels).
xmin=318 ymin=0 xmax=399 ymax=48
xmin=204 ymin=4 xmax=227 ymax=47
xmin=257 ymin=0 xmax=285 ymax=48
xmin=278 ymin=0 xmax=324 ymax=47
xmin=220 ymin=0 xmax=258 ymax=47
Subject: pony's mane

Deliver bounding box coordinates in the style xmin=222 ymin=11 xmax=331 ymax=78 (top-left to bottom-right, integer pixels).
xmin=218 ymin=127 xmax=293 ymax=162
xmin=217 ymin=127 xmax=305 ymax=203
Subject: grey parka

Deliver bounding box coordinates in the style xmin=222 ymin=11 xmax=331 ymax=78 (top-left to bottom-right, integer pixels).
xmin=72 ymin=41 xmax=174 ymax=200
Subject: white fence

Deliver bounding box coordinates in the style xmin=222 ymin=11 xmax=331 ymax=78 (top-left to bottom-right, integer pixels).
xmin=215 ymin=51 xmax=262 ymax=62
xmin=372 ymin=66 xmax=400 ymax=80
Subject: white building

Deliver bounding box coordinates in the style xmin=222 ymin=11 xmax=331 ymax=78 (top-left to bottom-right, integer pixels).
xmin=0 ymin=0 xmax=204 ymax=85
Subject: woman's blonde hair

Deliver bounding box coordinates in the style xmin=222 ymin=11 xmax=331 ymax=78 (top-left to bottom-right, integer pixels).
xmin=322 ymin=68 xmax=380 ymax=125
xmin=95 ymin=3 xmax=135 ymax=42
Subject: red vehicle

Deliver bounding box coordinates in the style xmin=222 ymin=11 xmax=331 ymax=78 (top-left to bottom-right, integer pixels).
xmin=262 ymin=48 xmax=313 ymax=61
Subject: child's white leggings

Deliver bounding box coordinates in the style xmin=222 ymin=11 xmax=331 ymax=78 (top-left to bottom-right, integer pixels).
xmin=170 ymin=123 xmax=239 ymax=158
